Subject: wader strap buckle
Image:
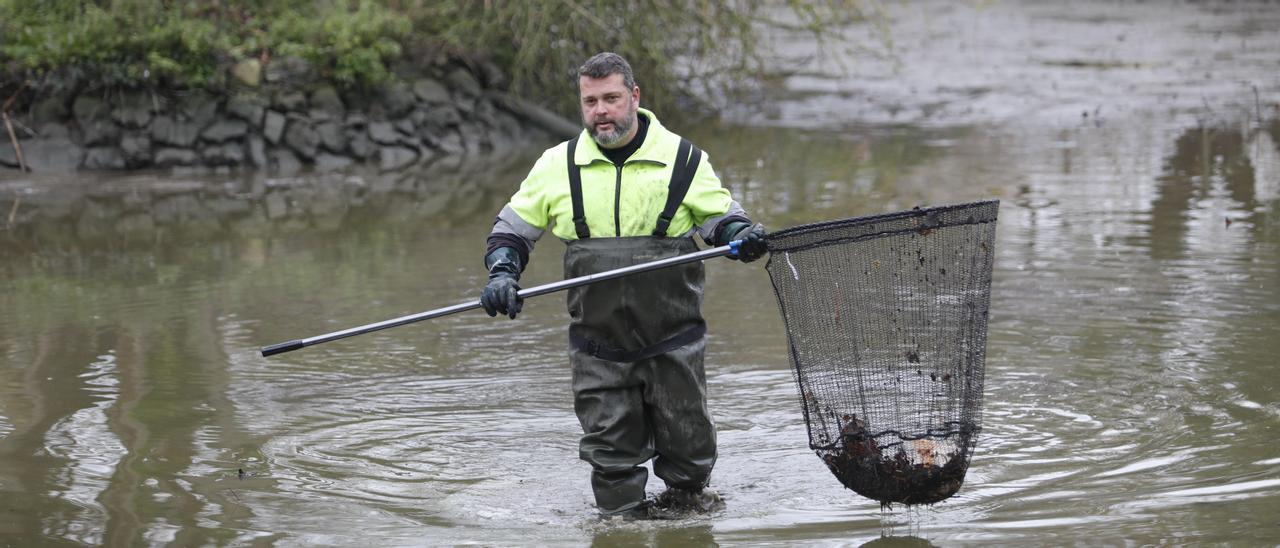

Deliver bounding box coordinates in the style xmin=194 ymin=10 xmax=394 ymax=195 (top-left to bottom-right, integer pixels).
xmin=571 ymin=324 xmax=707 ymax=363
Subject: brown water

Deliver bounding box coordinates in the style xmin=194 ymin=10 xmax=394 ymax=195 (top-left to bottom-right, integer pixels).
xmin=3 ymin=2 xmax=1280 ymax=546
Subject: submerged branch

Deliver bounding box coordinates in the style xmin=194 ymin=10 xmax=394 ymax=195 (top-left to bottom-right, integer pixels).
xmin=2 ymin=82 xmax=29 ymax=172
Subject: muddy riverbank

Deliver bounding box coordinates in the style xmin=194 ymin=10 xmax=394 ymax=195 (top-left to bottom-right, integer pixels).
xmin=742 ymin=0 xmax=1280 ymax=130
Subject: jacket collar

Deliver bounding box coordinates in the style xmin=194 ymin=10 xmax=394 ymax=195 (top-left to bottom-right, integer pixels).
xmin=573 ymin=108 xmax=672 ymax=166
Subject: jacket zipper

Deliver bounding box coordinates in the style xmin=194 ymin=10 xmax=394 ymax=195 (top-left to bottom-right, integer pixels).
xmin=613 ymin=163 xmax=623 ymax=237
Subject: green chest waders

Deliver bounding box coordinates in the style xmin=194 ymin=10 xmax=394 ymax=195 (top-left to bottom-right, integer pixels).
xmin=563 ymin=137 xmax=716 ymax=514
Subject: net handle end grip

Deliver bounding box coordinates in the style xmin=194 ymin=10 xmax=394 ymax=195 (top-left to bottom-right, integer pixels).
xmin=261 ymin=339 xmax=305 ymax=357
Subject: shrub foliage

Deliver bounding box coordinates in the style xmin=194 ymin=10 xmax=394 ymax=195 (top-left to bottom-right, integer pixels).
xmin=0 ymin=0 xmax=874 ymax=115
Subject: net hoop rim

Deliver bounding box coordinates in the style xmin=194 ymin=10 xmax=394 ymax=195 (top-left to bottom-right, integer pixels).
xmin=767 ymin=199 xmax=1000 ymax=253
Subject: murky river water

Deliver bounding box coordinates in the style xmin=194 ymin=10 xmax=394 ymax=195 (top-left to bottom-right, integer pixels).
xmin=3 ymin=2 xmax=1280 ymax=546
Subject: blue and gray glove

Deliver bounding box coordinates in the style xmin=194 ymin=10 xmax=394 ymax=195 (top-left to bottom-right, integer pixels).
xmin=481 ymin=247 xmax=524 ymax=319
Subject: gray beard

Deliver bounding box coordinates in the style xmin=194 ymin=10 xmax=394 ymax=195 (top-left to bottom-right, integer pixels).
xmin=587 ymin=112 xmax=635 ymax=149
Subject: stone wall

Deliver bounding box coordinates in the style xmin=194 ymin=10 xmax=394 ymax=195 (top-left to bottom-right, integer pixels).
xmin=0 ymin=60 xmax=580 ymax=174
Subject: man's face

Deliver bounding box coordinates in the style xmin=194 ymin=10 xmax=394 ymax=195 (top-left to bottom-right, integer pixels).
xmin=579 ymin=73 xmax=640 ymax=149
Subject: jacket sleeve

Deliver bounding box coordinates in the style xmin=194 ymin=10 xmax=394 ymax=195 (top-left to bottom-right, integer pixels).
xmin=486 ymin=146 xmax=557 ymax=265
xmin=681 ymin=151 xmax=748 ymax=243
xmin=506 ymin=147 xmax=558 ymax=232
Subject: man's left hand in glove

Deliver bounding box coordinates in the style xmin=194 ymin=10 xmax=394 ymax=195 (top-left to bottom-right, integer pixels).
xmin=723 ymin=221 xmax=767 ymax=263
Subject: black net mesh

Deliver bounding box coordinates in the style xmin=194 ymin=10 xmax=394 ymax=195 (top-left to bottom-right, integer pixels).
xmin=764 ymin=200 xmax=998 ymax=506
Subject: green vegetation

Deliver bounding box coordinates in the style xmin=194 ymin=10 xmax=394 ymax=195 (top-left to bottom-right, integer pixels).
xmin=0 ymin=1 xmax=874 ymax=115
xmin=0 ymin=1 xmax=410 ymax=92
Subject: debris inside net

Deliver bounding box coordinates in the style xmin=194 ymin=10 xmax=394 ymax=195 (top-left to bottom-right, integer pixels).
xmin=818 ymin=415 xmax=967 ymax=507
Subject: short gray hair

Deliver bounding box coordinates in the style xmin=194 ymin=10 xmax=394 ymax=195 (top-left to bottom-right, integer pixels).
xmin=577 ymin=52 xmax=636 ymax=90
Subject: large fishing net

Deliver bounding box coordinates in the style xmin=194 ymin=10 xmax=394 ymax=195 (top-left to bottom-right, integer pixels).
xmin=764 ymin=200 xmax=998 ymax=506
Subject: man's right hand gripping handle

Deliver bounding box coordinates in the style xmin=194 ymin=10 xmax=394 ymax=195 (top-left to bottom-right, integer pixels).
xmin=481 ymin=247 xmax=524 ymax=319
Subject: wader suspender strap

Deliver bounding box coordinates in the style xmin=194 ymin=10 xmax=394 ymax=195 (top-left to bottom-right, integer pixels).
xmin=566 ymin=136 xmax=590 ymax=239
xmin=652 ymin=139 xmax=701 ymax=236
xmin=567 ymin=137 xmax=702 ymax=240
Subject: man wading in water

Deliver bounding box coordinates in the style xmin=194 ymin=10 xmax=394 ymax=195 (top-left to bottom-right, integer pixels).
xmin=480 ymin=52 xmax=766 ymax=519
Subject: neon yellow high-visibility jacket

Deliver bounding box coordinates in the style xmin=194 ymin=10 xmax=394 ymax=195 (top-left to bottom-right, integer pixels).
xmin=491 ymin=109 xmax=745 ymax=248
